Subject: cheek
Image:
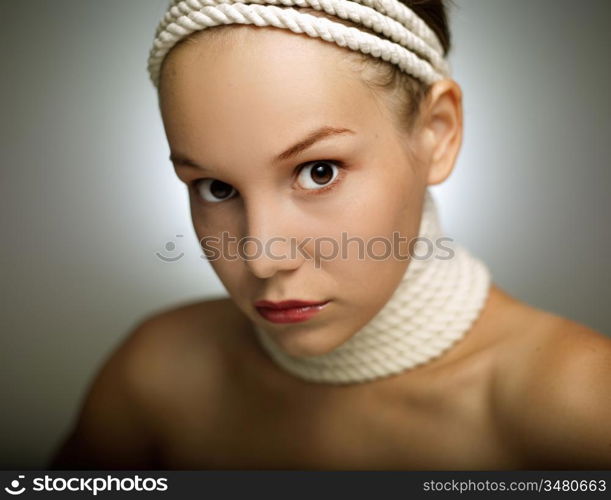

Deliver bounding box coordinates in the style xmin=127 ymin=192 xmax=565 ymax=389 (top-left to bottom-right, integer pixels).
xmin=208 ymin=257 xmax=245 ymax=299
xmin=333 ymin=162 xmax=420 ymax=242
xmin=323 ymin=247 xmax=409 ymax=336
xmin=190 ymin=200 xmax=241 ymax=244
xmin=314 ymin=165 xmax=420 ymax=306
xmin=290 ymin=164 xmax=422 ymax=270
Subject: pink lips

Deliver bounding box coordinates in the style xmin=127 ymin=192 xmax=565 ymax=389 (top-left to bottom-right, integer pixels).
xmin=254 ymin=299 xmax=330 ymax=324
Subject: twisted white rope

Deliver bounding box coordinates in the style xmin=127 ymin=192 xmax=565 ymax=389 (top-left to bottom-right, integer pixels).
xmin=147 ymin=0 xmax=451 ymax=87
xmin=253 ymin=190 xmax=491 ymax=385
xmin=161 ymin=0 xmax=444 ymax=52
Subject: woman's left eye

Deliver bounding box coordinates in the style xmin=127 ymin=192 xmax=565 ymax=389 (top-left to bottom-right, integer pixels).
xmin=296 ymin=161 xmax=341 ymax=191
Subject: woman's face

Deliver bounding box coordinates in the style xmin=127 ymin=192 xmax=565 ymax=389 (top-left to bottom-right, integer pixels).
xmin=159 ymin=27 xmax=434 ymax=356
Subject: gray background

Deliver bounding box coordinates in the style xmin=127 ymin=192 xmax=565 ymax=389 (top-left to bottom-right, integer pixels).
xmin=1 ymin=0 xmax=609 ymax=468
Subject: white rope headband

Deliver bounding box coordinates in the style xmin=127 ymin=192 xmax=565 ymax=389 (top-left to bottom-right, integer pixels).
xmin=147 ymin=0 xmax=451 ymax=87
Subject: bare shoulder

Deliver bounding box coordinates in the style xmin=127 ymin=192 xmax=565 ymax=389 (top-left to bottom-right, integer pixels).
xmin=113 ymin=296 xmax=248 ymax=389
xmin=490 ymin=297 xmax=611 ymax=469
xmin=50 ymin=296 xmax=248 ymax=469
xmin=125 ymin=296 xmax=250 ymax=365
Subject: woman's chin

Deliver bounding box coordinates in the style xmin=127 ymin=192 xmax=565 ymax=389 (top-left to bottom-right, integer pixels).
xmin=271 ymin=326 xmax=351 ymax=358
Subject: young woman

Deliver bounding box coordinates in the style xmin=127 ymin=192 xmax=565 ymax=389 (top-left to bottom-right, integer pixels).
xmin=51 ymin=0 xmax=611 ymax=470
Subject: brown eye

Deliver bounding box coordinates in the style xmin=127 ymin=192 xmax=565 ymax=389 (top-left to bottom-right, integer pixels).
xmin=297 ymin=161 xmax=339 ymax=190
xmin=194 ymin=179 xmax=237 ymax=203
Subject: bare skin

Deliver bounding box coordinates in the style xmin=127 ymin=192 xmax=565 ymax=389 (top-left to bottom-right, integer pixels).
xmin=50 ymin=283 xmax=611 ymax=470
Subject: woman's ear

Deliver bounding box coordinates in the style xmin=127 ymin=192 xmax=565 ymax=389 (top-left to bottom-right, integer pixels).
xmin=417 ymin=79 xmax=464 ymax=185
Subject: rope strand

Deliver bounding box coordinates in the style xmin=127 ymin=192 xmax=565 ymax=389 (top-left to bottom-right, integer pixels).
xmin=147 ymin=0 xmax=450 ymax=87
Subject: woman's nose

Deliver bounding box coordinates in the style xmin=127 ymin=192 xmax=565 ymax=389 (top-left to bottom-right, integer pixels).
xmin=242 ymin=203 xmax=306 ymax=279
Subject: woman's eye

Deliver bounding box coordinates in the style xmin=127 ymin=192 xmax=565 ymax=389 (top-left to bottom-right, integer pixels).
xmin=296 ymin=161 xmax=340 ymax=191
xmin=193 ymin=179 xmax=237 ymax=203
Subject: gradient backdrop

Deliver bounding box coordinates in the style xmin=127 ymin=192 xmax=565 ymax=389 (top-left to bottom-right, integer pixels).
xmin=1 ymin=0 xmax=609 ymax=468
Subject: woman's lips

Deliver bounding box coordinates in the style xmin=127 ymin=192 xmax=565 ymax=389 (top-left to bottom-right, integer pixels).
xmin=254 ymin=300 xmax=330 ymax=324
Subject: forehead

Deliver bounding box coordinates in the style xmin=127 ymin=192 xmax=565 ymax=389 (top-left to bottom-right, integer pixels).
xmin=158 ymin=26 xmax=388 ymax=155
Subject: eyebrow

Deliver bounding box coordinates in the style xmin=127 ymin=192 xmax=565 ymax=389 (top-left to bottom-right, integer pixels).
xmin=273 ymin=125 xmax=355 ymax=163
xmin=169 ymin=125 xmax=355 ymax=170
